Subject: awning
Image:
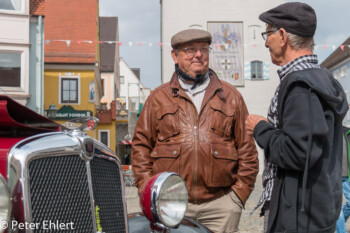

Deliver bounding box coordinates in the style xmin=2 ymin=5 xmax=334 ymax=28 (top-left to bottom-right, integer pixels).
xmin=120 ymin=140 xmax=132 ymax=145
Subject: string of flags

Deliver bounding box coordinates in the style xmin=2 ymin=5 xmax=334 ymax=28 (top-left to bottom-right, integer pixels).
xmin=44 ymin=39 xmax=350 ymax=51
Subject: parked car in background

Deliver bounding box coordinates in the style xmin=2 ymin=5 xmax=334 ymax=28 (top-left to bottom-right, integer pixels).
xmin=0 ymin=95 xmax=211 ymax=233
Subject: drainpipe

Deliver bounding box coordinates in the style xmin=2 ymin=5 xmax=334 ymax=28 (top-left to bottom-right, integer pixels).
xmin=36 ymin=15 xmax=43 ymax=114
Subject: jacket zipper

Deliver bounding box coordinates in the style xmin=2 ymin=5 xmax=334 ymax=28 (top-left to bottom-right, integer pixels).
xmin=192 ymin=105 xmax=198 ymax=204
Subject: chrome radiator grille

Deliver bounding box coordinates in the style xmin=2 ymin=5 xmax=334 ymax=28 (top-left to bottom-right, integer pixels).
xmin=91 ymin=157 xmax=126 ymax=233
xmin=28 ymin=154 xmax=125 ymax=233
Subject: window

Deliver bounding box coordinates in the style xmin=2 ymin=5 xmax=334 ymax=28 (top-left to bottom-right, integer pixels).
xmin=120 ymin=76 xmax=124 ymax=84
xmin=61 ymin=78 xmax=78 ymax=103
xmin=99 ymin=130 xmax=110 ymax=147
xmin=101 ymin=77 xmax=106 ymax=98
xmin=341 ymin=66 xmax=347 ymax=78
xmin=0 ymin=0 xmax=23 ymax=11
xmin=0 ymin=52 xmax=21 ymax=87
xmin=251 ymin=61 xmax=263 ymax=79
xmin=334 ymin=70 xmax=340 ymax=79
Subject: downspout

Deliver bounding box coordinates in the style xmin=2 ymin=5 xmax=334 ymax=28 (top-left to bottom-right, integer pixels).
xmin=36 ymin=15 xmax=43 ymax=115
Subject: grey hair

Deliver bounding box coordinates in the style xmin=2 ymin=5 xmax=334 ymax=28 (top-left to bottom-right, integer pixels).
xmin=269 ymin=25 xmax=315 ymax=51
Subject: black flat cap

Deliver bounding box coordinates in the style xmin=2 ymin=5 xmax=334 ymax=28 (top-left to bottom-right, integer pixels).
xmin=171 ymin=29 xmax=212 ymax=49
xmin=259 ymin=2 xmax=317 ymax=37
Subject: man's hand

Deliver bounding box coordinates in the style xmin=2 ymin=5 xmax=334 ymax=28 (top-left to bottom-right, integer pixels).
xmin=245 ymin=114 xmax=268 ymax=137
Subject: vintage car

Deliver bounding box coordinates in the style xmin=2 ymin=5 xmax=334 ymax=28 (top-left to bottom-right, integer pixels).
xmin=0 ymin=95 xmax=211 ymax=233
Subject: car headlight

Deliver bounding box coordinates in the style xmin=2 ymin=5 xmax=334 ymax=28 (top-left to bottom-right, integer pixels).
xmin=140 ymin=172 xmax=188 ymax=228
xmin=0 ymin=174 xmax=11 ymax=233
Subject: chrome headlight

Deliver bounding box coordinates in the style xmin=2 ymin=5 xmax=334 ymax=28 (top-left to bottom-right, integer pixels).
xmin=0 ymin=174 xmax=11 ymax=232
xmin=141 ymin=172 xmax=188 ymax=228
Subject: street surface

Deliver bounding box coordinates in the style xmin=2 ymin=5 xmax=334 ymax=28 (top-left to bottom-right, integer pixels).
xmin=125 ymin=175 xmax=349 ymax=233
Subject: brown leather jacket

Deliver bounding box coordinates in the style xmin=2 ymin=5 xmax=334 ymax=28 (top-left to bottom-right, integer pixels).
xmin=132 ymin=70 xmax=258 ymax=205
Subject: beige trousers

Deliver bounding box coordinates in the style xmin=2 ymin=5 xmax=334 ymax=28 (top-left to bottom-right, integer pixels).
xmin=186 ymin=190 xmax=243 ymax=233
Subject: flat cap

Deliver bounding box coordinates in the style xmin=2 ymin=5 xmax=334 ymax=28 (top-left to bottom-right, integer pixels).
xmin=259 ymin=2 xmax=317 ymax=37
xmin=171 ymin=29 xmax=212 ymax=49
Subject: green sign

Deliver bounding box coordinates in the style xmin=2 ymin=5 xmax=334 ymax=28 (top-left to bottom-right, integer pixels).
xmin=51 ymin=105 xmax=93 ymax=120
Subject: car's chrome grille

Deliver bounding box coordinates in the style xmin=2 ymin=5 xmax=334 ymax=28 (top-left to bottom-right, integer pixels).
xmin=28 ymin=154 xmax=125 ymax=233
xmin=91 ymin=157 xmax=126 ymax=233
xmin=29 ymin=155 xmax=94 ymax=233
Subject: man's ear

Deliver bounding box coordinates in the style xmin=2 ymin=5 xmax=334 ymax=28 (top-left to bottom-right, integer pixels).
xmin=279 ymin=28 xmax=288 ymax=47
xmin=171 ymin=50 xmax=178 ymax=64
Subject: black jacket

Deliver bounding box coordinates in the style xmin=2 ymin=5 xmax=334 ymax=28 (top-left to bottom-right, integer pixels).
xmin=254 ymin=68 xmax=349 ymax=233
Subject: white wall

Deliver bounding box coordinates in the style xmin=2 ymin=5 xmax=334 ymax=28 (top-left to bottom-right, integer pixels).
xmin=0 ymin=0 xmax=30 ymax=104
xmin=119 ymin=58 xmax=150 ymax=110
xmin=161 ymin=0 xmax=285 ymax=174
xmin=101 ymin=72 xmax=115 ymax=109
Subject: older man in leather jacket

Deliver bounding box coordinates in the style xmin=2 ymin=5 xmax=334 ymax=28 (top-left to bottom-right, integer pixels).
xmin=132 ymin=28 xmax=259 ymax=233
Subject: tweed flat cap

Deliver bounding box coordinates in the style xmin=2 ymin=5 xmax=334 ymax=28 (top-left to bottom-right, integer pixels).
xmin=171 ymin=29 xmax=212 ymax=49
xmin=259 ymin=2 xmax=317 ymax=37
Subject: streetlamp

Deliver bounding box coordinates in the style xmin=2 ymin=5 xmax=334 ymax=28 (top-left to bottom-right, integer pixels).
xmin=47 ymin=104 xmax=58 ymax=119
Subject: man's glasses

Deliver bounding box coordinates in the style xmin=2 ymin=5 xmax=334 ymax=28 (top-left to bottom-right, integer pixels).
xmin=178 ymin=46 xmax=212 ymax=57
xmin=261 ymin=29 xmax=279 ymax=40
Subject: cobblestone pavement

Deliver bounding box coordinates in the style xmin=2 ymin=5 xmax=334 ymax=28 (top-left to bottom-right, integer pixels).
xmin=125 ymin=175 xmax=349 ymax=232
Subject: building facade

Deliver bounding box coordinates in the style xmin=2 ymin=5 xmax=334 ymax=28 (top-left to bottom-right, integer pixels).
xmin=321 ymin=37 xmax=350 ymax=124
xmin=0 ymin=0 xmax=30 ymax=105
xmin=27 ymin=0 xmax=45 ymax=114
xmin=160 ymin=0 xmax=284 ymax=172
xmin=97 ymin=16 xmax=121 ymax=152
xmin=117 ymin=57 xmax=150 ymax=164
xmin=43 ymin=0 xmax=117 ymax=151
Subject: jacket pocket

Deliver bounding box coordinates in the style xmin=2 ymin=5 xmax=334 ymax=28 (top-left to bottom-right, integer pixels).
xmin=280 ymin=180 xmax=297 ymax=231
xmin=151 ymin=143 xmax=181 ymax=174
xmin=209 ymin=101 xmax=235 ymax=138
xmin=204 ymin=143 xmax=238 ymax=187
xmin=156 ymin=104 xmax=180 ymax=141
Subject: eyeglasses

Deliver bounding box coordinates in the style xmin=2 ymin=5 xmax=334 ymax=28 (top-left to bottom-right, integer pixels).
xmin=261 ymin=29 xmax=279 ymax=40
xmin=178 ymin=46 xmax=212 ymax=57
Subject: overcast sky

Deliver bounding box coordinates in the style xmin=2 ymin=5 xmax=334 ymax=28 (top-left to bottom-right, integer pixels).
xmin=100 ymin=0 xmax=350 ymax=89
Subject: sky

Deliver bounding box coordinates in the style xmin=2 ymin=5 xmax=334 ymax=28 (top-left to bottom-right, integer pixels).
xmin=100 ymin=0 xmax=350 ymax=90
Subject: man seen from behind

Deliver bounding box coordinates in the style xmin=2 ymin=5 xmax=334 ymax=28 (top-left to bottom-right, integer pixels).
xmin=246 ymin=2 xmax=349 ymax=233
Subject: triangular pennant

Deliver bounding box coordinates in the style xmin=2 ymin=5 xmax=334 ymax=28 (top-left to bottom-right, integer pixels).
xmin=98 ymin=41 xmax=103 ymax=44
xmin=119 ymin=42 xmax=122 ymax=46
xmin=332 ymin=45 xmax=336 ymax=50
xmin=108 ymin=41 xmax=113 ymax=44
xmin=149 ymin=42 xmax=153 ymax=47
xmin=66 ymin=40 xmax=71 ymax=47
xmin=138 ymin=42 xmax=142 ymax=46
xmin=323 ymin=45 xmax=327 ymax=49
xmin=215 ymin=43 xmax=219 ymax=48
xmin=45 ymin=40 xmax=50 ymax=45
xmin=77 ymin=40 xmax=81 ymax=44
xmin=340 ymin=45 xmax=345 ymax=51
xmin=158 ymin=42 xmax=162 ymax=47
xmin=128 ymin=42 xmax=133 ymax=47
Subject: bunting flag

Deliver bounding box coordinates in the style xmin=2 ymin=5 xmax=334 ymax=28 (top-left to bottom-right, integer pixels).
xmin=42 ymin=39 xmax=350 ymax=52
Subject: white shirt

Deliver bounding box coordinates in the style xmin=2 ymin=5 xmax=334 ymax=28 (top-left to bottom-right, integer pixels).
xmin=178 ymin=72 xmax=210 ymax=114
